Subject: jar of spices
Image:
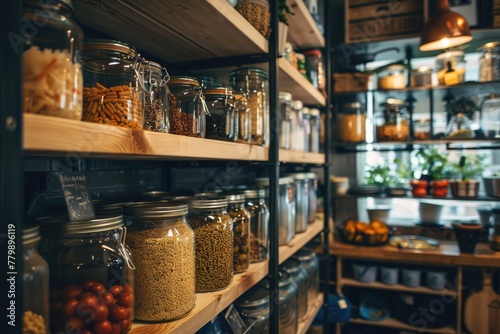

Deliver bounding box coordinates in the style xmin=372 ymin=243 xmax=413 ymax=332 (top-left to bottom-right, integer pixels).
xmin=304 ymin=172 xmax=318 ymax=224
xmin=23 ymin=225 xmax=49 ymax=334
xmin=230 ymin=67 xmax=269 ymax=146
xmin=414 ymin=118 xmax=431 ymax=140
xmin=225 ymin=193 xmax=251 ymax=273
xmin=142 ymin=60 xmax=170 ymax=132
xmin=204 ymin=86 xmax=238 ymax=141
xmin=38 ymin=215 xmax=135 ymax=334
xmin=375 ymin=98 xmax=410 ymax=142
xmin=293 ymin=247 xmax=320 ymax=303
xmin=235 ymin=93 xmax=252 ymax=143
xmin=280 ymin=258 xmax=309 ymax=321
xmin=479 ymin=42 xmax=500 ymax=82
xmin=187 ymin=196 xmax=234 ymax=292
xmin=82 ymin=39 xmax=144 ymax=129
xmin=303 ymin=49 xmax=326 ymax=93
xmin=124 ymin=202 xmax=195 ymax=321
xmin=169 ymin=76 xmax=207 ymax=138
xmin=235 ymin=285 xmax=270 ymax=334
xmin=286 ymin=173 xmax=310 ymax=234
xmin=377 ymin=64 xmax=407 ymax=89
xmin=290 ymin=100 xmax=304 ymax=151
xmin=302 ymin=107 xmax=312 ymax=152
xmin=22 ymin=0 xmax=83 ymax=120
xmin=243 ymin=188 xmax=269 ymax=263
xmin=279 ymin=92 xmax=293 ymax=150
xmin=309 ymin=108 xmax=321 ymax=152
xmin=338 ymin=102 xmax=366 ymax=143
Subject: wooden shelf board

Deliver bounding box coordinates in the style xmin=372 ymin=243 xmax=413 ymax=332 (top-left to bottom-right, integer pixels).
xmin=341 ymin=278 xmax=457 ymax=297
xmin=280 ymin=219 xmax=324 ymax=264
xmin=349 ymin=317 xmax=456 ymax=334
xmin=279 ymin=149 xmax=325 ymax=164
xmin=286 ymin=0 xmax=325 ymax=49
xmin=297 ymin=293 xmax=324 ymax=334
xmin=279 ymin=59 xmax=326 ymax=106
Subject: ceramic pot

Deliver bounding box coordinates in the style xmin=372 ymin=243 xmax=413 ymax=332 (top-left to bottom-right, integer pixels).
xmin=450 ymin=180 xmax=480 ymax=198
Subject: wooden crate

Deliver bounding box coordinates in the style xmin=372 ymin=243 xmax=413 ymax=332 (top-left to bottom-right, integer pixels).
xmin=333 ymin=72 xmax=371 ymax=93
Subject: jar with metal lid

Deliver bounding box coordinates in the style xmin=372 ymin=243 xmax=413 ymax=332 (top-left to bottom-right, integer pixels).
xmin=338 ymin=102 xmax=366 ymax=143
xmin=303 ymin=49 xmax=326 ymax=93
xmin=279 ymin=92 xmax=293 ymax=150
xmin=37 ymin=215 xmax=135 ymax=334
xmin=82 ymin=39 xmax=144 ymax=129
xmin=290 ymin=100 xmax=304 ymax=151
xmin=169 ymin=76 xmax=207 ymax=137
xmin=479 ymin=42 xmax=500 ymax=82
xmin=225 ymin=193 xmax=251 ymax=273
xmin=124 ymin=202 xmax=195 ymax=321
xmin=411 ymin=66 xmax=433 ymax=87
xmin=435 ymin=50 xmax=466 ymax=85
xmin=480 ymin=94 xmax=500 ymax=138
xmin=304 ymin=172 xmax=318 ymax=224
xmin=230 ymin=67 xmax=269 ymax=146
xmin=234 ymin=284 xmax=270 ymax=334
xmin=235 ymin=93 xmax=252 ymax=143
xmin=414 ymin=118 xmax=431 ymax=140
xmin=280 ymin=258 xmax=308 ymax=321
xmin=243 ymin=188 xmax=269 ymax=263
xmin=92 ymin=200 xmax=130 ymax=216
xmin=23 ymin=225 xmax=49 ymax=334
xmin=490 ymin=208 xmax=500 ymax=251
xmin=377 ymin=64 xmax=407 ymax=89
xmin=375 ymin=98 xmax=410 ymax=141
xmin=142 ymin=60 xmax=170 ymax=132
xmin=302 ymin=107 xmax=311 ymax=152
xmin=293 ymin=247 xmax=320 ymax=303
xmin=204 ymin=86 xmax=238 ymax=141
xmin=309 ymin=108 xmax=321 ymax=152
xmin=187 ymin=196 xmax=234 ymax=292
xmin=22 ymin=0 xmax=83 ymax=120
xmin=286 ymin=173 xmax=310 ymax=233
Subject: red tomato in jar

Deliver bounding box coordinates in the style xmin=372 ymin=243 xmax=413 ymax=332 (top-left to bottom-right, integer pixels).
xmin=82 ymin=279 xmax=96 ymax=291
xmin=110 ymin=306 xmax=128 ymax=322
xmin=92 ymin=303 xmax=110 ymax=322
xmin=99 ymin=292 xmax=115 ymax=308
xmin=120 ymin=319 xmax=132 ymax=332
xmin=79 ymin=295 xmax=99 ymax=308
xmin=109 ymin=285 xmax=123 ymax=297
xmin=62 ymin=284 xmax=83 ymax=301
xmin=117 ymin=293 xmax=132 ymax=308
xmin=61 ymin=298 xmax=79 ymax=317
xmin=94 ymin=320 xmax=113 ymax=334
xmin=66 ymin=315 xmax=85 ymax=331
xmin=90 ymin=283 xmax=106 ymax=294
xmin=122 ymin=284 xmax=132 ymax=294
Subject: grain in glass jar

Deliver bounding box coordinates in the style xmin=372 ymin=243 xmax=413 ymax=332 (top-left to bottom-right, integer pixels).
xmin=338 ymin=102 xmax=366 ymax=143
xmin=204 ymin=86 xmax=238 ymax=141
xmin=377 ymin=64 xmax=407 ymax=89
xmin=290 ymin=100 xmax=304 ymax=151
xmin=280 ymin=258 xmax=308 ymax=321
xmin=235 ymin=93 xmax=252 ymax=143
xmin=169 ymin=76 xmax=207 ymax=137
xmin=234 ymin=285 xmax=270 ymax=334
xmin=293 ymin=247 xmax=320 ymax=303
xmin=243 ymin=188 xmax=269 ymax=263
xmin=375 ymin=98 xmax=409 ymax=141
xmin=124 ymin=202 xmax=195 ymax=321
xmin=142 ymin=60 xmax=170 ymax=132
xmin=225 ymin=193 xmax=251 ymax=273
xmin=22 ymin=0 xmax=83 ymax=120
xmin=23 ymin=225 xmax=49 ymax=334
xmin=479 ymin=42 xmax=500 ymax=82
xmin=279 ymin=92 xmax=293 ymax=150
xmin=309 ymin=108 xmax=321 ymax=152
xmin=187 ymin=196 xmax=234 ymax=292
xmin=38 ymin=215 xmax=135 ymax=334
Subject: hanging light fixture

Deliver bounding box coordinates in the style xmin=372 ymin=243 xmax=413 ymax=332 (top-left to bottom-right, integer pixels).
xmin=419 ymin=0 xmax=472 ymax=51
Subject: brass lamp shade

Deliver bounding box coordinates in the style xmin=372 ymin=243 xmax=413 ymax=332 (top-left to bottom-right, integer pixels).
xmin=419 ymin=0 xmax=472 ymax=51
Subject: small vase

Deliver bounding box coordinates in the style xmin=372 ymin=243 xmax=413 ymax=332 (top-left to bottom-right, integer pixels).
xmin=431 ymin=179 xmax=449 ymax=198
xmin=446 ymin=113 xmax=475 ymax=139
xmin=410 ymin=180 xmax=428 ymax=197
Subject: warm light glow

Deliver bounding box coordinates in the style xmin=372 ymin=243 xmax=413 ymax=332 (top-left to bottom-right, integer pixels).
xmin=420 ymin=36 xmax=472 ymax=52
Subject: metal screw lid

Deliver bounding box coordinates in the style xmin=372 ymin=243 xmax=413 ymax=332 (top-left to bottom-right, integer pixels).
xmin=280 ymin=258 xmax=303 ymax=275
xmin=84 ymin=39 xmax=137 ymax=58
xmin=293 ymin=247 xmax=316 ymax=261
xmin=169 ymin=76 xmax=200 ymax=86
xmin=243 ymin=188 xmax=266 ymax=199
xmin=235 ymin=285 xmax=269 ymax=308
xmin=230 ymin=67 xmax=269 ymax=80
xmin=123 ymin=202 xmax=188 ymax=218
xmin=224 ymin=193 xmax=246 ymax=204
xmin=38 ymin=215 xmax=124 ymax=235
xmin=23 ymin=225 xmax=41 ymax=245
xmin=188 ymin=195 xmax=228 ymax=209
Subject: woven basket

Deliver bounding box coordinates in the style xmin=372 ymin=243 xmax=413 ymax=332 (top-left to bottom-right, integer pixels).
xmin=333 ymin=72 xmax=371 ymax=92
xmin=236 ymin=0 xmax=271 ymax=38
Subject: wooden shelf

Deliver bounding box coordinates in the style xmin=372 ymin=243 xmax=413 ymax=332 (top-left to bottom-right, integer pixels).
xmin=279 ymin=219 xmax=324 ymax=264
xmin=286 ymin=0 xmax=325 ymax=49
xmin=279 ymin=149 xmax=325 ymax=164
xmin=333 ymin=193 xmax=499 ymax=202
xmin=297 ymin=293 xmax=324 ymax=334
xmin=279 ymin=58 xmax=326 ymax=106
xmin=341 ymin=278 xmax=457 ymax=297
xmin=349 ymin=317 xmax=456 ymax=334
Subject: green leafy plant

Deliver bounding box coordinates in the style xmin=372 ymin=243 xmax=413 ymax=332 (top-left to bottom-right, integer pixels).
xmin=449 ymin=154 xmax=487 ymax=181
xmin=445 ymin=97 xmax=477 ymax=120
xmin=412 ymin=147 xmax=453 ymax=180
xmin=279 ymin=0 xmax=293 ymax=25
xmin=363 ymin=158 xmax=411 ymax=187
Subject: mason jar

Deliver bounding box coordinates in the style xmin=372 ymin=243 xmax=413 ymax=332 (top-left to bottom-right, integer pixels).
xmin=226 ymin=193 xmax=251 ymax=273
xmin=187 ymin=196 xmax=234 ymax=292
xmin=302 ymin=107 xmax=312 ymax=152
xmin=235 ymin=284 xmax=270 ymax=334
xmin=235 ymin=93 xmax=252 ymax=143
xmin=38 ymin=215 xmax=135 ymax=334
xmin=376 ymin=98 xmax=410 ymax=142
xmin=338 ymin=102 xmax=366 ymax=143
xmin=293 ymin=247 xmax=320 ymax=303
xmin=290 ymin=100 xmax=304 ymax=151
xmin=286 ymin=173 xmax=309 ymax=233
xmin=124 ymin=202 xmax=195 ymax=321
xmin=280 ymin=258 xmax=308 ymax=321
xmin=204 ymin=86 xmax=238 ymax=141
xmin=23 ymin=225 xmax=49 ymax=334
xmin=309 ymin=108 xmax=321 ymax=152
xmin=279 ymin=92 xmax=293 ymax=150
xmin=22 ymin=0 xmax=83 ymax=120
xmin=305 ymin=172 xmax=318 ymax=224
xmin=243 ymin=188 xmax=269 ymax=263
xmin=142 ymin=60 xmax=170 ymax=132
xmin=169 ymin=76 xmax=206 ymax=138
xmin=479 ymin=42 xmax=500 ymax=82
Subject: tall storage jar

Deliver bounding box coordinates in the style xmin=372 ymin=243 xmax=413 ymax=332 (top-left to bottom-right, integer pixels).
xmin=338 ymin=102 xmax=366 ymax=143
xmin=309 ymin=108 xmax=321 ymax=152
xmin=23 ymin=225 xmax=49 ymax=334
xmin=280 ymin=258 xmax=308 ymax=321
xmin=169 ymin=76 xmax=206 ymax=137
xmin=376 ymin=98 xmax=409 ymax=142
xmin=302 ymin=107 xmax=311 ymax=152
xmin=187 ymin=196 xmax=234 ymax=292
xmin=235 ymin=93 xmax=252 ymax=143
xmin=82 ymin=39 xmax=144 ymax=128
xmin=305 ymin=172 xmax=318 ymax=224
xmin=142 ymin=60 xmax=170 ymax=132
xmin=279 ymin=92 xmax=293 ymax=150
xmin=226 ymin=193 xmax=251 ymax=273
xmin=293 ymin=247 xmax=320 ymax=303
xmin=235 ymin=285 xmax=270 ymax=334
xmin=286 ymin=173 xmax=310 ymax=233
xmin=38 ymin=215 xmax=135 ymax=334
xmin=243 ymin=188 xmax=269 ymax=263
xmin=124 ymin=202 xmax=195 ymax=321
xmin=290 ymin=100 xmax=304 ymax=151
xmin=479 ymin=42 xmax=500 ymax=82
xmin=22 ymin=0 xmax=83 ymax=120
xmin=204 ymin=86 xmax=238 ymax=141
xmin=480 ymin=94 xmax=500 ymax=138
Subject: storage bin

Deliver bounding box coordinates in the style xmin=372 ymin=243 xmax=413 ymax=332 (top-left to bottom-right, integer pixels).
xmin=402 ymin=268 xmax=422 ymax=287
xmin=380 ymin=266 xmax=399 ymax=285
xmin=426 ymin=270 xmax=448 ymax=290
xmin=352 ymin=263 xmax=378 ymax=283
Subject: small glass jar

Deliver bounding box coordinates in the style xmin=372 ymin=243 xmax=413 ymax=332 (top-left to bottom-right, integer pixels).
xmin=480 ymin=94 xmax=500 ymax=138
xmin=435 ymin=50 xmax=466 ymax=85
xmin=82 ymin=39 xmax=144 ymax=129
xmin=235 ymin=93 xmax=252 ymax=143
xmin=142 ymin=60 xmax=170 ymax=132
xmin=286 ymin=173 xmax=309 ymax=233
xmin=290 ymin=100 xmax=304 ymax=151
xmin=309 ymin=108 xmax=321 ymax=152
xmin=303 ymin=49 xmax=326 ymax=93
xmin=479 ymin=42 xmax=500 ymax=82
xmin=187 ymin=196 xmax=234 ymax=292
xmin=280 ymin=258 xmax=308 ymax=321
xmin=235 ymin=285 xmax=270 ymax=334
xmin=414 ymin=118 xmax=431 ymax=140
xmin=38 ymin=215 xmax=135 ymax=334
xmin=23 ymin=225 xmax=49 ymax=334
xmin=377 ymin=64 xmax=407 ymax=89
xmin=376 ymin=98 xmax=410 ymax=141
xmin=204 ymin=86 xmax=238 ymax=141
xmin=411 ymin=66 xmax=433 ymax=87
xmin=169 ymin=76 xmax=207 ymax=138
xmin=279 ymin=92 xmax=293 ymax=150
xmin=226 ymin=193 xmax=251 ymax=273
xmin=302 ymin=107 xmax=311 ymax=152
xmin=304 ymin=172 xmax=318 ymax=224
xmin=22 ymin=0 xmax=83 ymax=120
xmin=446 ymin=112 xmax=475 ymax=139
xmin=124 ymin=202 xmax=195 ymax=321
xmin=338 ymin=102 xmax=366 ymax=143
xmin=293 ymin=247 xmax=320 ymax=303
xmin=296 ymin=53 xmax=307 ymax=77
xmin=243 ymin=188 xmax=269 ymax=263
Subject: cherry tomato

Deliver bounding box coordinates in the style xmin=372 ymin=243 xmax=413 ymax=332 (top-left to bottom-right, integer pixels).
xmin=62 ymin=284 xmax=83 ymax=301
xmin=61 ymin=298 xmax=79 ymax=317
xmin=92 ymin=303 xmax=110 ymax=322
xmin=50 ymin=299 xmax=63 ymax=314
xmin=117 ymin=293 xmax=132 ymax=308
xmin=90 ymin=283 xmax=106 ymax=294
xmin=110 ymin=306 xmax=128 ymax=322
xmin=82 ymin=279 xmax=96 ymax=291
xmin=99 ymin=292 xmax=115 ymax=307
xmin=121 ymin=319 xmax=132 ymax=331
xmin=109 ymin=285 xmax=123 ymax=297
xmin=65 ymin=315 xmax=85 ymax=331
xmin=112 ymin=323 xmax=121 ymax=334
xmin=79 ymin=295 xmax=99 ymax=308
xmin=94 ymin=320 xmax=113 ymax=334
xmin=122 ymin=284 xmax=132 ymax=294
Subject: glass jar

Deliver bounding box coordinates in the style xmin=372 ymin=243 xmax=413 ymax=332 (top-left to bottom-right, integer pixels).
xmin=446 ymin=112 xmax=475 ymax=139
xmin=226 ymin=193 xmax=251 ymax=273
xmin=479 ymin=42 xmax=500 ymax=82
xmin=304 ymin=172 xmax=318 ymax=224
xmin=235 ymin=93 xmax=252 ymax=143
xmin=280 ymin=258 xmax=308 ymax=321
xmin=187 ymin=196 xmax=234 ymax=292
xmin=235 ymin=285 xmax=270 ymax=334
xmin=293 ymin=247 xmax=320 ymax=303
xmin=204 ymin=86 xmax=238 ymax=141
xmin=142 ymin=60 xmax=170 ymax=132
xmin=414 ymin=118 xmax=431 ymax=140
xmin=23 ymin=225 xmax=49 ymax=334
xmin=435 ymin=50 xmax=466 ymax=85
xmin=92 ymin=200 xmax=129 ymax=216
xmin=38 ymin=215 xmax=135 ymax=334
xmin=376 ymin=98 xmax=410 ymax=141
xmin=302 ymin=107 xmax=311 ymax=152
xmin=286 ymin=173 xmax=309 ymax=233
xmin=490 ymin=208 xmax=500 ymax=251
xmin=22 ymin=0 xmax=83 ymax=120
xmin=279 ymin=92 xmax=293 ymax=150
xmin=411 ymin=66 xmax=433 ymax=87
xmin=82 ymin=39 xmax=144 ymax=129
xmin=296 ymin=53 xmax=307 ymax=77
xmin=377 ymin=64 xmax=407 ymax=89
xmin=169 ymin=76 xmax=207 ymax=138
xmin=303 ymin=49 xmax=325 ymax=93
xmin=243 ymin=188 xmax=269 ymax=263
xmin=480 ymin=94 xmax=500 ymax=138
xmin=124 ymin=202 xmax=195 ymax=321
xmin=230 ymin=67 xmax=269 ymax=146
xmin=338 ymin=102 xmax=366 ymax=143
xmin=309 ymin=108 xmax=321 ymax=152
xmin=290 ymin=100 xmax=304 ymax=151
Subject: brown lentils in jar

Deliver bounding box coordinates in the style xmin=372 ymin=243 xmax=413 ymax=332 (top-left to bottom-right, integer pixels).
xmin=225 ymin=193 xmax=251 ymax=273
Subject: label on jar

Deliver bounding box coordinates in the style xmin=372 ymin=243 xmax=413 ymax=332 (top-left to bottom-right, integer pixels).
xmin=56 ymin=172 xmax=95 ymax=221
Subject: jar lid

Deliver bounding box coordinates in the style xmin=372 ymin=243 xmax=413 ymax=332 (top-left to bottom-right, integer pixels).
xmin=23 ymin=225 xmax=41 ymax=245
xmin=279 ymin=92 xmax=292 ymax=102
xmin=478 ymin=42 xmax=500 ymax=51
xmin=140 ymin=191 xmax=173 ymax=201
xmin=92 ymin=200 xmax=129 ymax=215
xmin=304 ymin=172 xmax=317 ymax=180
xmin=230 ymin=67 xmax=268 ymax=80
xmin=224 ymin=193 xmax=246 ymax=204
xmin=169 ymin=76 xmax=200 ymax=86
xmin=142 ymin=60 xmax=162 ymax=72
xmin=302 ymin=107 xmax=310 ymax=115
xmin=286 ymin=173 xmax=309 ymax=180
xmin=204 ymin=86 xmax=235 ymax=97
xmin=123 ymin=202 xmax=188 ymax=218
xmin=255 ymin=177 xmax=294 ymax=186
xmin=436 ymin=50 xmax=464 ymax=60
xmin=309 ymin=108 xmax=320 ymax=116
xmin=280 ymin=258 xmax=302 ymax=274
xmin=413 ymin=66 xmax=432 ymax=74
xmin=243 ymin=188 xmax=266 ymax=198
xmin=343 ymin=102 xmax=363 ymax=109
xmin=291 ymin=100 xmax=303 ymax=110
xmin=303 ymin=49 xmax=322 ymax=57
xmin=189 ymin=195 xmax=228 ymax=209
xmin=381 ymin=98 xmax=406 ymax=106
xmin=84 ymin=39 xmax=137 ymax=58
xmin=293 ymin=247 xmax=316 ymax=261
xmin=38 ymin=215 xmax=124 ymax=235
xmin=235 ymin=285 xmax=269 ymax=308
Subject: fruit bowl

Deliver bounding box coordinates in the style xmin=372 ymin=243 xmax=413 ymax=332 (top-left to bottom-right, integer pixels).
xmin=338 ymin=218 xmax=391 ymax=246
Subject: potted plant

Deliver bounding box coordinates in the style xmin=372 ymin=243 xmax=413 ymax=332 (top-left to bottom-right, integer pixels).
xmin=445 ymin=97 xmax=478 ymax=139
xmin=363 ymin=158 xmax=411 ymax=195
xmin=449 ymin=154 xmax=487 ymax=198
xmin=411 ymin=147 xmax=453 ymax=197
xmin=278 ymin=0 xmax=293 ymax=53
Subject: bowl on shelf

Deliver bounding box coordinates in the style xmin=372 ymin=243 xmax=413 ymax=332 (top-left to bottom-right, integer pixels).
xmin=358 ymin=292 xmax=391 ymax=322
xmin=367 ymin=206 xmax=391 ymax=222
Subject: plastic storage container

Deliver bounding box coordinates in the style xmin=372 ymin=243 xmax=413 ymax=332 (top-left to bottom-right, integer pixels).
xmin=293 ymin=247 xmax=320 ymax=303
xmin=234 ymin=285 xmax=270 ymax=334
xmin=286 ymin=173 xmax=310 ymax=233
xmin=480 ymin=94 xmax=500 ymax=138
xmin=279 ymin=92 xmax=293 ymax=150
xmin=338 ymin=102 xmax=366 ymax=143
xmin=376 ymin=98 xmax=409 ymax=141
xmin=22 ymin=0 xmax=83 ymax=120
xmin=142 ymin=60 xmax=170 ymax=132
xmin=204 ymin=86 xmax=238 ymax=141
xmin=290 ymin=100 xmax=304 ymax=151
xmin=243 ymin=188 xmax=269 ymax=263
xmin=377 ymin=64 xmax=406 ymax=89
xmin=435 ymin=50 xmax=465 ymax=85
xmin=479 ymin=42 xmax=500 ymax=82
xmin=280 ymin=258 xmax=309 ymax=321
xmin=124 ymin=202 xmax=195 ymax=321
xmin=82 ymin=39 xmax=144 ymax=128
xmin=309 ymin=108 xmax=321 ymax=152
xmin=226 ymin=193 xmax=251 ymax=273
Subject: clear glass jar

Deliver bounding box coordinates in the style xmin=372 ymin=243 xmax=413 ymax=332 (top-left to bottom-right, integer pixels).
xmin=280 ymin=258 xmax=308 ymax=321
xmin=293 ymin=247 xmax=320 ymax=303
xmin=82 ymin=39 xmax=144 ymax=129
xmin=169 ymin=76 xmax=206 ymax=138
xmin=411 ymin=66 xmax=433 ymax=87
xmin=243 ymin=188 xmax=269 ymax=263
xmin=302 ymin=107 xmax=311 ymax=152
xmin=38 ymin=215 xmax=135 ymax=334
xmin=204 ymin=86 xmax=238 ymax=141
xmin=338 ymin=102 xmax=366 ymax=143
xmin=124 ymin=202 xmax=195 ymax=321
xmin=286 ymin=173 xmax=309 ymax=234
xmin=142 ymin=60 xmax=170 ymax=132
xmin=303 ymin=49 xmax=325 ymax=93
xmin=92 ymin=200 xmax=129 ymax=216
xmin=414 ymin=118 xmax=431 ymax=140
xmin=290 ymin=100 xmax=304 ymax=151
xmin=235 ymin=285 xmax=270 ymax=334
xmin=279 ymin=92 xmax=293 ymax=150
xmin=230 ymin=67 xmax=269 ymax=146
xmin=309 ymin=108 xmax=321 ymax=152
xmin=376 ymin=98 xmax=410 ymax=141
xmin=187 ymin=196 xmax=234 ymax=292
xmin=480 ymin=94 xmax=500 ymax=138
xmin=377 ymin=64 xmax=407 ymax=89
xmin=305 ymin=172 xmax=318 ymax=224
xmin=22 ymin=0 xmax=83 ymax=120
xmin=23 ymin=225 xmax=49 ymax=334
xmin=446 ymin=112 xmax=475 ymax=139
xmin=435 ymin=50 xmax=466 ymax=85
xmin=226 ymin=194 xmax=251 ymax=273
xmin=479 ymin=42 xmax=500 ymax=82
xmin=235 ymin=93 xmax=252 ymax=143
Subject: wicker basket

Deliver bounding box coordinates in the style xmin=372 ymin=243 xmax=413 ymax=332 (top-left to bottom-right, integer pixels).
xmin=333 ymin=72 xmax=371 ymax=92
xmin=236 ymin=0 xmax=270 ymax=38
